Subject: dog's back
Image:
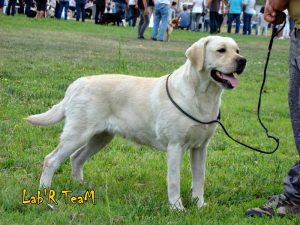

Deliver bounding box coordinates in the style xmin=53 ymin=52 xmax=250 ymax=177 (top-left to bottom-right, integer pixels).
xmin=99 ymin=12 xmax=123 ymax=26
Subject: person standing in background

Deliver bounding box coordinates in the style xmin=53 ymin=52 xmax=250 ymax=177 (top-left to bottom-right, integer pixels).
xmin=151 ymin=0 xmax=170 ymax=41
xmin=75 ymin=0 xmax=86 ymax=21
xmin=6 ymin=0 xmax=17 ymax=15
xmin=35 ymin=0 xmax=48 ymax=17
xmin=280 ymin=9 xmax=290 ymax=39
xmin=217 ymin=0 xmax=225 ymax=32
xmin=95 ymin=0 xmax=106 ymax=24
xmin=147 ymin=0 xmax=154 ymax=17
xmin=0 ymin=0 xmax=4 ymax=14
xmin=58 ymin=0 xmax=70 ymax=20
xmin=242 ymin=0 xmax=256 ymax=35
xmin=190 ymin=0 xmax=204 ymax=31
xmin=206 ymin=0 xmax=223 ymax=34
xmin=137 ymin=0 xmax=149 ymax=39
xmin=257 ymin=6 xmax=269 ymax=36
xmin=126 ymin=0 xmax=138 ymax=27
xmin=227 ymin=0 xmax=244 ymax=33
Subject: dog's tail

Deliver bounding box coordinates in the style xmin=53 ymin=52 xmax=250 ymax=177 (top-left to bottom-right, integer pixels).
xmin=26 ymin=100 xmax=65 ymax=126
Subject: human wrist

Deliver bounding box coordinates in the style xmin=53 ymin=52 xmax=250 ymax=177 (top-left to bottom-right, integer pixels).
xmin=267 ymin=0 xmax=288 ymax=11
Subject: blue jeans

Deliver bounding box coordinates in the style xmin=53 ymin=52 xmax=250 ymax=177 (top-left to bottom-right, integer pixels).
xmin=58 ymin=1 xmax=69 ymax=20
xmin=243 ymin=13 xmax=253 ymax=35
xmin=227 ymin=13 xmax=241 ymax=34
xmin=113 ymin=2 xmax=126 ymax=19
xmin=76 ymin=2 xmax=85 ymax=21
xmin=127 ymin=5 xmax=138 ymax=27
xmin=191 ymin=13 xmax=202 ymax=31
xmin=151 ymin=3 xmax=169 ymax=41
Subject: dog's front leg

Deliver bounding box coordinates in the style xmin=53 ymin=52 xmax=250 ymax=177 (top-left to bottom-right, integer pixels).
xmin=167 ymin=143 xmax=185 ymax=211
xmin=190 ymin=140 xmax=209 ymax=208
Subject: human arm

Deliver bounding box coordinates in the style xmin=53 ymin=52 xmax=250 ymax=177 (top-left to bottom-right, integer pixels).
xmin=142 ymin=0 xmax=148 ymax=15
xmin=264 ymin=0 xmax=288 ymax=23
xmin=221 ymin=0 xmax=225 ymax=15
xmin=206 ymin=0 xmax=211 ymax=8
xmin=242 ymin=0 xmax=246 ymax=12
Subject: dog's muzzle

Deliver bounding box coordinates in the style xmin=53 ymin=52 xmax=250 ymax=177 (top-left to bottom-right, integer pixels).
xmin=211 ymin=57 xmax=247 ymax=89
xmin=236 ymin=57 xmax=247 ymax=74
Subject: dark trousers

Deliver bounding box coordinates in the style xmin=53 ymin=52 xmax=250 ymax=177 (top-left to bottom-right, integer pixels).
xmin=6 ymin=0 xmax=17 ymax=15
xmin=25 ymin=0 xmax=33 ymax=15
xmin=76 ymin=2 xmax=85 ymax=21
xmin=243 ymin=13 xmax=253 ymax=35
xmin=217 ymin=13 xmax=223 ymax=32
xmin=284 ymin=29 xmax=300 ymax=203
xmin=209 ymin=11 xmax=219 ymax=34
xmin=95 ymin=3 xmax=105 ymax=23
xmin=138 ymin=9 xmax=149 ymax=38
xmin=18 ymin=0 xmax=25 ymax=14
xmin=127 ymin=5 xmax=138 ymax=27
xmin=227 ymin=13 xmax=241 ymax=34
xmin=58 ymin=1 xmax=69 ymax=20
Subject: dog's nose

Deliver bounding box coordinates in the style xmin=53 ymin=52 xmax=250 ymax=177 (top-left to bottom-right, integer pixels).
xmin=238 ymin=57 xmax=247 ymax=67
xmin=236 ymin=57 xmax=247 ymax=74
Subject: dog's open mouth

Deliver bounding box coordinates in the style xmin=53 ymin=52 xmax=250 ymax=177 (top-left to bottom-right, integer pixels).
xmin=211 ymin=69 xmax=240 ymax=89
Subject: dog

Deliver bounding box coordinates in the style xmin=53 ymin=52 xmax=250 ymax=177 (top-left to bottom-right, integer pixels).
xmin=27 ymin=36 xmax=246 ymax=210
xmin=166 ymin=17 xmax=180 ymax=42
xmin=98 ymin=11 xmax=123 ymax=26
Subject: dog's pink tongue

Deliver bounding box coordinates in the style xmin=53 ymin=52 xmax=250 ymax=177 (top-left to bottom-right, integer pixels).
xmin=222 ymin=74 xmax=240 ymax=87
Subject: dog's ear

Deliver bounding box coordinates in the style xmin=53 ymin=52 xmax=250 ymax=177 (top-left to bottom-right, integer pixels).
xmin=185 ymin=37 xmax=210 ymax=71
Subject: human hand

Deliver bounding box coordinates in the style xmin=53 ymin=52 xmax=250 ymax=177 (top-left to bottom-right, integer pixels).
xmin=264 ymin=1 xmax=286 ymax=24
xmin=264 ymin=0 xmax=286 ymax=24
xmin=264 ymin=0 xmax=276 ymax=23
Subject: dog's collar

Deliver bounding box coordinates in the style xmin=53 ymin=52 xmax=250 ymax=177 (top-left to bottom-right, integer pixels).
xmin=165 ymin=73 xmax=220 ymax=124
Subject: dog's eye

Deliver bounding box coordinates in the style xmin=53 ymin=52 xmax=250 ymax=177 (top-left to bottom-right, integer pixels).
xmin=236 ymin=49 xmax=240 ymax=54
xmin=217 ymin=48 xmax=226 ymax=53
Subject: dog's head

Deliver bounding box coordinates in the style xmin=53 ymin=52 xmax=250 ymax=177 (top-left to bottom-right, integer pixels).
xmin=185 ymin=36 xmax=246 ymax=90
xmin=170 ymin=17 xmax=180 ymax=26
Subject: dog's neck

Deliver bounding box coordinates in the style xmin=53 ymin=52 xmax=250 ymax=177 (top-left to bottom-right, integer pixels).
xmin=168 ymin=60 xmax=223 ymax=121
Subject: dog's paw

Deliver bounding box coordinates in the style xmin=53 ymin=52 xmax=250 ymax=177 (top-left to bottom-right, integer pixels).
xmin=169 ymin=199 xmax=186 ymax=211
xmin=71 ymin=171 xmax=83 ymax=181
xmin=192 ymin=197 xmax=207 ymax=208
xmin=197 ymin=201 xmax=207 ymax=208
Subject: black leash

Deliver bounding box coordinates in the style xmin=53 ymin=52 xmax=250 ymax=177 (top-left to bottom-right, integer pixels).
xmin=166 ymin=19 xmax=286 ymax=154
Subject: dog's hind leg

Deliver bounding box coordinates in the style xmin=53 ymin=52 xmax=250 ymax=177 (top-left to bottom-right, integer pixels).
xmin=70 ymin=132 xmax=113 ymax=181
xmin=39 ymin=125 xmax=94 ymax=188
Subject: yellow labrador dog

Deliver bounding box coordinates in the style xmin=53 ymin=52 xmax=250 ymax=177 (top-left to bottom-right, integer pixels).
xmin=27 ymin=36 xmax=246 ymax=210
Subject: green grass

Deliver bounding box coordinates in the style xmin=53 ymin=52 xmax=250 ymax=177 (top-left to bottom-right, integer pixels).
xmin=0 ymin=15 xmax=298 ymax=224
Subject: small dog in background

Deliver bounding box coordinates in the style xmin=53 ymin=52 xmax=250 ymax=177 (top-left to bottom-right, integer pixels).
xmin=99 ymin=11 xmax=124 ymax=26
xmin=166 ymin=17 xmax=180 ymax=42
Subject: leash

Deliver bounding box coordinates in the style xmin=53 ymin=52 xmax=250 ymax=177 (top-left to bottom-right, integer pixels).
xmin=166 ymin=18 xmax=286 ymax=154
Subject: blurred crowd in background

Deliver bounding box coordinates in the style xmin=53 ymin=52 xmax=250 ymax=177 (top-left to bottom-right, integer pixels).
xmin=0 ymin=0 xmax=295 ymax=40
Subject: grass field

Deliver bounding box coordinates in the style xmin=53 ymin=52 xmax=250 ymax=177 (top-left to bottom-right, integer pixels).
xmin=0 ymin=15 xmax=299 ymax=224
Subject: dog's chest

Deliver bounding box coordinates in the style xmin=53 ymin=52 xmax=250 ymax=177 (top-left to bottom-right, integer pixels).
xmin=184 ymin=124 xmax=217 ymax=148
